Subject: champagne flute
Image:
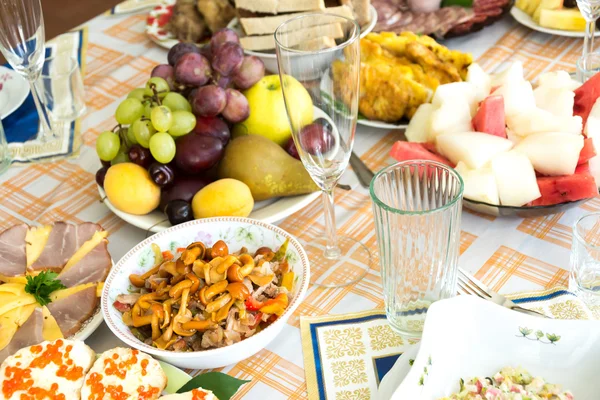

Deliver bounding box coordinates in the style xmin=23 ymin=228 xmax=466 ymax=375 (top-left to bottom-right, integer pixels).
xmin=0 ymin=0 xmax=55 ymax=142
xmin=275 ymin=13 xmax=371 ymax=288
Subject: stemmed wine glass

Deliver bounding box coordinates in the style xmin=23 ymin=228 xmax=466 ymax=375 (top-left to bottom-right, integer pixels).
xmin=275 ymin=13 xmax=371 ymax=288
xmin=0 ymin=0 xmax=55 ymax=142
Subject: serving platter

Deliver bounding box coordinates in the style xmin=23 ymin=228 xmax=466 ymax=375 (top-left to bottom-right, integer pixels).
xmin=0 ymin=66 xmax=29 ymax=119
xmin=510 ymin=6 xmax=600 ymax=38
xmin=357 ymin=117 xmax=408 ymax=130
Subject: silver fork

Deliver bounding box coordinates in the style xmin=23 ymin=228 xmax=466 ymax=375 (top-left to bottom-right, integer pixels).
xmin=457 ymin=268 xmax=550 ymax=319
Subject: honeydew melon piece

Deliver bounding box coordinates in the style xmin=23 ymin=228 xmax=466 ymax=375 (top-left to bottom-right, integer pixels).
xmin=405 ymin=103 xmax=434 ymax=143
xmin=537 ymin=70 xmax=581 ymax=91
xmin=514 ymin=132 xmax=584 ymax=176
xmin=490 ymin=61 xmax=524 ymax=88
xmin=507 ymin=107 xmax=582 ymax=136
xmin=430 ymin=99 xmax=473 ymax=140
xmin=493 ymin=79 xmax=536 ymax=118
xmin=533 ymin=86 xmax=574 ymax=117
xmin=467 ymin=63 xmax=492 ymax=103
xmin=490 ymin=151 xmax=541 ymax=206
xmin=435 ymin=131 xmax=514 ymax=170
xmin=432 ymin=82 xmax=478 ymax=116
xmin=455 ymin=162 xmax=500 ymax=205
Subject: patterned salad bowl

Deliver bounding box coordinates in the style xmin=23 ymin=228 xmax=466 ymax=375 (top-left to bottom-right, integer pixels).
xmin=391 ymin=295 xmax=600 ymax=399
xmin=101 ymin=217 xmax=310 ymax=369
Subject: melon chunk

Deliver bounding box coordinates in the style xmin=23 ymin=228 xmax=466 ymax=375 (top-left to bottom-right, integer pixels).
xmin=533 ymin=87 xmax=574 ymax=117
xmin=532 ymin=173 xmax=598 ymax=206
xmin=455 ymin=162 xmax=499 ymax=205
xmin=390 ymin=141 xmax=453 ymax=166
xmin=467 ymin=63 xmax=492 ymax=103
xmin=430 ymin=99 xmax=472 ymax=140
xmin=405 ymin=103 xmax=434 ymax=143
xmin=432 ymin=82 xmax=477 ymax=116
xmin=507 ymin=107 xmax=582 ymax=136
xmin=537 ymin=70 xmax=580 ymax=91
xmin=490 ymin=61 xmax=524 ymax=88
xmin=494 ymin=79 xmax=536 ymax=118
xmin=490 ymin=151 xmax=541 ymax=206
xmin=436 ymin=131 xmax=514 ymax=170
xmin=514 ymin=132 xmax=583 ymax=176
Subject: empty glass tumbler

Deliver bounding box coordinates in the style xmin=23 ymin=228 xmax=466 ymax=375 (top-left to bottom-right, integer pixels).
xmin=37 ymin=56 xmax=86 ymax=122
xmin=570 ymin=212 xmax=600 ymax=307
xmin=370 ymin=161 xmax=464 ymax=337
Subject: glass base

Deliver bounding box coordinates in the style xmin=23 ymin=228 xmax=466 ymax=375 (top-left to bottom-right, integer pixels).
xmin=303 ymin=235 xmax=371 ymax=288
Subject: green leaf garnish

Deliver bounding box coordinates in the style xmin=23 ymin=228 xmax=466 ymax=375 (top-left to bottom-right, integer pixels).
xmin=24 ymin=271 xmax=66 ymax=306
xmin=177 ymin=372 xmax=249 ymax=399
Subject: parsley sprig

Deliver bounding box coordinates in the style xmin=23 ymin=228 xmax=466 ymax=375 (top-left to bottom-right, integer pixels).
xmin=24 ymin=271 xmax=66 ymax=306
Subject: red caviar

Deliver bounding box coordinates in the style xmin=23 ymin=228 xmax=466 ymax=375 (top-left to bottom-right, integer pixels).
xmin=192 ymin=389 xmax=208 ymax=400
xmin=137 ymin=385 xmax=160 ymax=400
xmin=103 ymin=350 xmax=139 ymax=379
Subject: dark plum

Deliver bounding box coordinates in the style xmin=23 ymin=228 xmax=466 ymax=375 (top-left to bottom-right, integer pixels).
xmin=174 ymin=53 xmax=212 ymax=87
xmin=298 ymin=118 xmax=335 ymax=155
xmin=175 ymin=134 xmax=224 ymax=174
xmin=191 ymin=85 xmax=227 ymax=117
xmin=232 ymin=56 xmax=265 ymax=89
xmin=193 ymin=116 xmax=230 ymax=145
xmin=128 ymin=145 xmax=153 ymax=169
xmin=151 ymin=64 xmax=175 ymax=90
xmin=210 ymin=28 xmax=240 ymax=54
xmin=148 ymin=162 xmax=176 ymax=187
xmin=100 ymin=160 xmax=111 ymax=168
xmin=284 ymin=137 xmax=300 ymax=160
xmin=222 ymin=88 xmax=249 ymax=123
xmin=211 ymin=42 xmax=244 ymax=76
xmin=165 ymin=200 xmax=194 ymax=226
xmin=96 ymin=167 xmax=108 ymax=188
xmin=168 ymin=42 xmax=200 ymax=66
xmin=159 ymin=176 xmax=212 ymax=211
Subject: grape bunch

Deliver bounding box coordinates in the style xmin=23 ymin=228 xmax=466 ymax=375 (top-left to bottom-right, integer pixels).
xmin=95 ymin=28 xmax=265 ymax=226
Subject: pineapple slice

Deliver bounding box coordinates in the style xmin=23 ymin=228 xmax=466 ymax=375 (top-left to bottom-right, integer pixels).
xmin=540 ymin=9 xmax=586 ymax=31
xmin=516 ymin=0 xmax=542 ymax=16
xmin=533 ymin=0 xmax=564 ymax=23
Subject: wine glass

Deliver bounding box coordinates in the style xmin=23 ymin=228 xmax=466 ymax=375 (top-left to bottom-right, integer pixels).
xmin=0 ymin=0 xmax=55 ymax=142
xmin=275 ymin=13 xmax=371 ymax=288
xmin=577 ymin=0 xmax=600 ymax=81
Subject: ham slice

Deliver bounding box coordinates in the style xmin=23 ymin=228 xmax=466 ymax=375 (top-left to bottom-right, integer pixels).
xmin=30 ymin=222 xmax=102 ymax=272
xmin=0 ymin=224 xmax=27 ymax=277
xmin=46 ymin=286 xmax=98 ymax=337
xmin=58 ymin=241 xmax=112 ymax=288
xmin=0 ymin=307 xmax=43 ymax=363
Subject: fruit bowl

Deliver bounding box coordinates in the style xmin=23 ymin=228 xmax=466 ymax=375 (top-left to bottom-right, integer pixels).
xmin=462 ymin=195 xmax=595 ymax=217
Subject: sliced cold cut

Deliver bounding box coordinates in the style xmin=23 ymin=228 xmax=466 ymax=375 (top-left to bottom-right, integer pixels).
xmin=46 ymin=286 xmax=98 ymax=337
xmin=0 ymin=224 xmax=27 ymax=278
xmin=57 ymin=240 xmax=112 ymax=288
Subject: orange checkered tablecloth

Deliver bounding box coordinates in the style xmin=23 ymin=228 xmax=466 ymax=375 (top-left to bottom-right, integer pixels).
xmin=0 ymin=9 xmax=594 ymax=399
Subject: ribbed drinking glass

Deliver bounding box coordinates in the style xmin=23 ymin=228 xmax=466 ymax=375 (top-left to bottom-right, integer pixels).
xmin=570 ymin=212 xmax=600 ymax=307
xmin=370 ymin=161 xmax=464 ymax=337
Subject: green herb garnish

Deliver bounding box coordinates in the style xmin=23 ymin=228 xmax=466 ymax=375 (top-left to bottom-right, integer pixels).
xmin=24 ymin=271 xmax=66 ymax=306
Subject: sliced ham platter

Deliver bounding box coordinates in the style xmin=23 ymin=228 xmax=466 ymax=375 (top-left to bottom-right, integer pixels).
xmin=0 ymin=222 xmax=111 ymax=362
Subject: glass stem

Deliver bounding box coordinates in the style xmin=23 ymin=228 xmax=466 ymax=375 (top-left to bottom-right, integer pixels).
xmin=322 ymin=188 xmax=341 ymax=259
xmin=584 ymin=19 xmax=596 ymax=59
xmin=28 ymin=79 xmax=54 ymax=142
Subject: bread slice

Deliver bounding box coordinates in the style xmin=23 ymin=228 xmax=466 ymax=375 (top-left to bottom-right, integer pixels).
xmin=234 ymin=0 xmax=325 ymax=14
xmin=351 ymin=0 xmax=370 ymax=26
xmin=296 ymin=36 xmax=337 ymax=51
xmin=160 ymin=389 xmax=219 ymax=399
xmin=241 ymin=22 xmax=344 ymax=51
xmin=240 ymin=5 xmax=353 ymax=35
xmin=80 ymin=348 xmax=167 ymax=400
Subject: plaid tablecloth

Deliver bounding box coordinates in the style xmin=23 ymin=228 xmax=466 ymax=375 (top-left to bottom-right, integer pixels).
xmin=0 ymin=7 xmax=594 ymax=399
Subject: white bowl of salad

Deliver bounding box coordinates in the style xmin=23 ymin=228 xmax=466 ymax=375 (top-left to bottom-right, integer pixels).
xmin=391 ymin=295 xmax=600 ymax=399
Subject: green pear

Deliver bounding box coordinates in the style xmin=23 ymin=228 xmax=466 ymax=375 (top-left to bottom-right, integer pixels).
xmin=217 ymin=135 xmax=319 ymax=201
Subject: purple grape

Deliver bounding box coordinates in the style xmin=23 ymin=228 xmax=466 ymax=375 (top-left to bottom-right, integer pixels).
xmin=299 ymin=120 xmax=335 ymax=155
xmin=175 ymin=53 xmax=212 ymax=87
xmin=187 ymin=87 xmax=198 ymax=103
xmin=222 ymin=88 xmax=249 ymax=123
xmin=165 ymin=200 xmax=194 ymax=226
xmin=191 ymin=85 xmax=227 ymax=117
xmin=193 ymin=116 xmax=230 ymax=145
xmin=199 ymin=43 xmax=212 ymax=60
xmin=159 ymin=176 xmax=212 ymax=211
xmin=211 ymin=42 xmax=244 ymax=77
xmin=284 ymin=137 xmax=300 ymax=160
xmin=96 ymin=167 xmax=108 ymax=188
xmin=210 ymin=28 xmax=240 ymax=54
xmin=175 ymin=134 xmax=224 ymax=174
xmin=215 ymin=74 xmax=234 ymax=89
xmin=128 ymin=145 xmax=153 ymax=169
xmin=168 ymin=42 xmax=200 ymax=66
xmin=233 ymin=56 xmax=265 ymax=90
xmin=100 ymin=160 xmax=111 ymax=168
xmin=151 ymin=64 xmax=175 ymax=90
xmin=148 ymin=163 xmax=175 ymax=187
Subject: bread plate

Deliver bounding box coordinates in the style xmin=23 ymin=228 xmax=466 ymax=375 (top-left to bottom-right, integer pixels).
xmin=510 ymin=6 xmax=600 ymax=38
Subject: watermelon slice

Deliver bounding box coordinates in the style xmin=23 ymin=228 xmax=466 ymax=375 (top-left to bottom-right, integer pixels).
xmin=578 ymin=137 xmax=596 ymax=165
xmin=574 ymin=72 xmax=600 ymax=127
xmin=532 ymin=172 xmax=598 ymax=206
xmin=472 ymin=95 xmax=507 ymax=138
xmin=390 ymin=141 xmax=453 ymax=167
xmin=576 ymin=162 xmax=590 ymax=174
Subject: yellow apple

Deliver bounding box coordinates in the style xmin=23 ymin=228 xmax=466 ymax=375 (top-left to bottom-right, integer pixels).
xmin=233 ymin=75 xmax=313 ymax=146
xmin=104 ymin=163 xmax=160 ymax=215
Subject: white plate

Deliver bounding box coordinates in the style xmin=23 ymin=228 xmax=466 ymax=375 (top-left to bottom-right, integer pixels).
xmin=98 ymin=185 xmax=320 ymax=233
xmin=392 ymin=295 xmax=600 ymax=399
xmin=357 ymin=118 xmax=408 ymax=130
xmin=0 ymin=66 xmax=29 ymax=119
xmin=378 ymin=343 xmax=420 ymax=400
xmin=510 ymin=6 xmax=600 ymax=38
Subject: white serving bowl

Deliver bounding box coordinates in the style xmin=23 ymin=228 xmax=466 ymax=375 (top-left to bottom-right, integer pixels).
xmin=392 ymin=295 xmax=600 ymax=399
xmin=101 ymin=217 xmax=310 ymax=369
xmin=229 ymin=5 xmax=378 ymax=74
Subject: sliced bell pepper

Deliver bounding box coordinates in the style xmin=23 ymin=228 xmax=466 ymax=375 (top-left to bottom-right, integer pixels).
xmin=245 ymin=296 xmax=263 ymax=311
xmin=281 ymin=272 xmax=294 ymax=291
xmin=259 ymin=293 xmax=288 ymax=316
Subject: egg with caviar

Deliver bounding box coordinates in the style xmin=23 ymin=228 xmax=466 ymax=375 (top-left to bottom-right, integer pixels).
xmin=160 ymin=388 xmax=219 ymax=400
xmin=80 ymin=347 xmax=167 ymax=400
xmin=0 ymin=339 xmax=95 ymax=400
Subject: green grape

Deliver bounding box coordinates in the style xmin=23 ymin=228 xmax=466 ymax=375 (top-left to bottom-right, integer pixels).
xmin=168 ymin=110 xmax=196 ymax=137
xmin=111 ymin=144 xmax=131 ymax=165
xmin=127 ymin=88 xmax=147 ymax=102
xmin=96 ymin=131 xmax=121 ymax=161
xmin=149 ymin=132 xmax=176 ymax=164
xmin=163 ymin=92 xmax=192 ymax=112
xmin=131 ymin=118 xmax=156 ymax=148
xmin=124 ymin=127 xmax=137 ymax=146
xmin=115 ymin=98 xmax=144 ymax=125
xmin=151 ymin=105 xmax=173 ymax=132
xmin=145 ymin=77 xmax=170 ymax=98
xmin=143 ymin=102 xmax=153 ymax=119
